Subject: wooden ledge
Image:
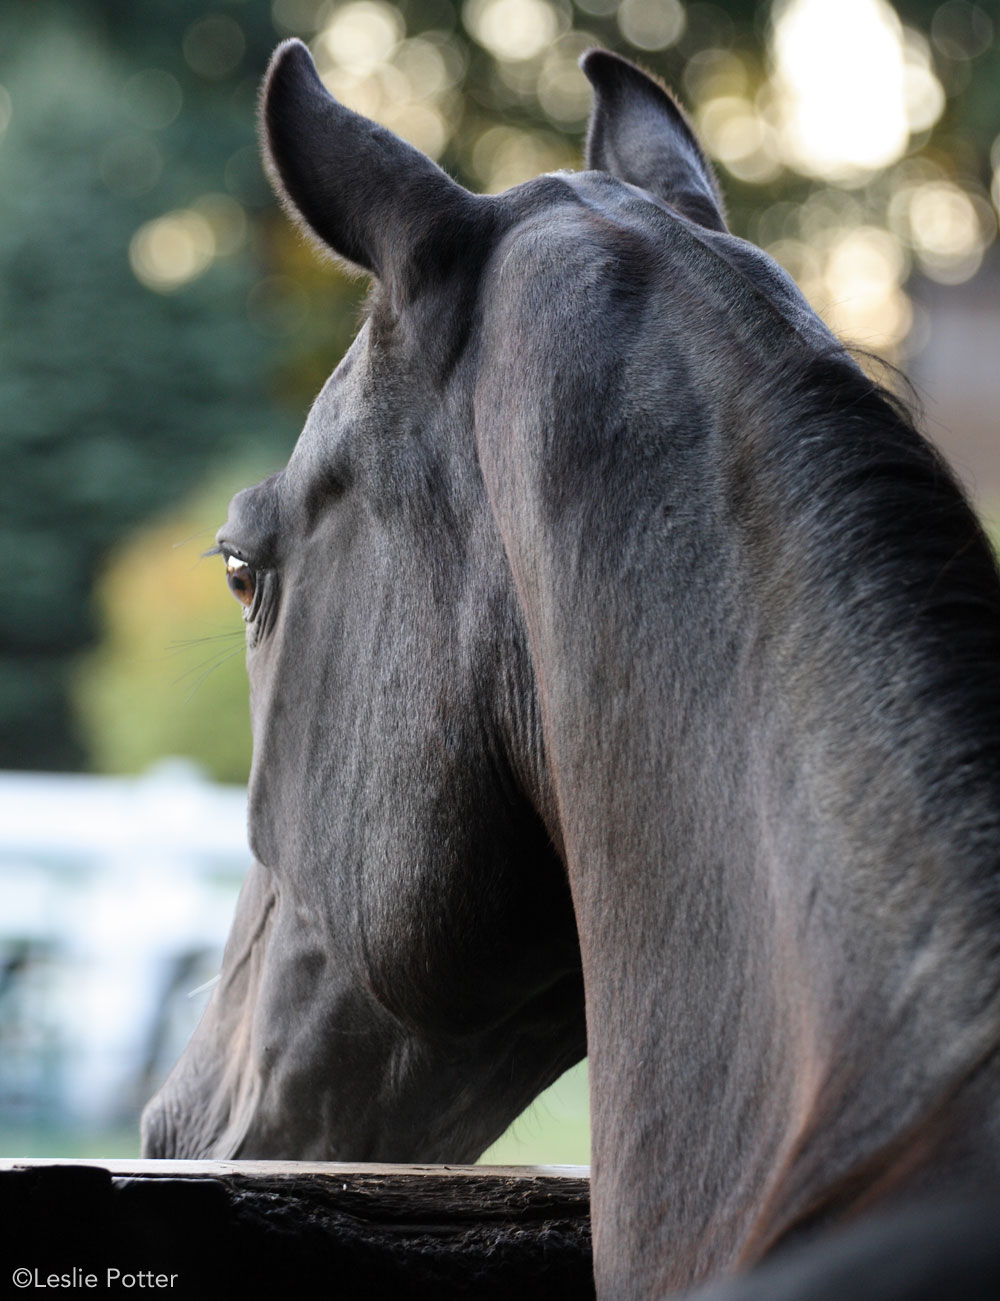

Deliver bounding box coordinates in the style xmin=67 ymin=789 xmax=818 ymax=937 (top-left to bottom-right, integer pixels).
xmin=0 ymin=1156 xmax=589 ymax=1178
xmin=0 ymin=1159 xmax=593 ymax=1299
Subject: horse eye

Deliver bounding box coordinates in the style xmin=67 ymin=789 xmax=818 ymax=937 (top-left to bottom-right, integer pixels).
xmin=224 ymin=553 xmax=256 ymax=609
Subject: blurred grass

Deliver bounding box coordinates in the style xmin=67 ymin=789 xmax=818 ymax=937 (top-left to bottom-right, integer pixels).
xmin=0 ymin=1061 xmax=590 ymax=1165
xmin=479 ymin=1060 xmax=589 ymax=1167
xmin=0 ymin=1126 xmax=140 ymax=1158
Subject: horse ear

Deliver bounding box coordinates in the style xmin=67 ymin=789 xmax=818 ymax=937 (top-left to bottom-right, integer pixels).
xmin=580 ymin=49 xmax=727 ymax=233
xmin=261 ymin=39 xmax=487 ymax=285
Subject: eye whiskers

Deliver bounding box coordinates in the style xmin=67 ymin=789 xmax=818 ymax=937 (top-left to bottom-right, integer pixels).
xmin=175 ymin=643 xmax=247 ymax=704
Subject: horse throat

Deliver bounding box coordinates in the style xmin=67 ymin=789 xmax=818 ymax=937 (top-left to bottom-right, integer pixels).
xmin=568 ymin=737 xmax=1000 ymax=1291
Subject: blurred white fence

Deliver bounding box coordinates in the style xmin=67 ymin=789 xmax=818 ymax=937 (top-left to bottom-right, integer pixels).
xmin=0 ymin=763 xmax=248 ymax=1136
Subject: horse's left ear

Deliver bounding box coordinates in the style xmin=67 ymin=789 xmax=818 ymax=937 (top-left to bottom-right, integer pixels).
xmin=581 ymin=49 xmax=727 ymax=233
xmin=261 ymin=39 xmax=489 ymax=290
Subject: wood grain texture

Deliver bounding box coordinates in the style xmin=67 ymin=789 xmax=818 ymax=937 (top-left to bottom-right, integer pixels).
xmin=0 ymin=1161 xmax=593 ymax=1299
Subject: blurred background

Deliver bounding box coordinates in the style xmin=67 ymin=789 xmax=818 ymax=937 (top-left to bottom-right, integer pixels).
xmin=0 ymin=0 xmax=997 ymax=1163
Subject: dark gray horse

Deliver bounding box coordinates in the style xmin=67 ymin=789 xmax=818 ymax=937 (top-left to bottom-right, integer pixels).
xmin=143 ymin=42 xmax=1000 ymax=1298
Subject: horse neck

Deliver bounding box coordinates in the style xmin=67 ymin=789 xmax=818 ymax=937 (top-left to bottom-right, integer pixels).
xmin=507 ymin=358 xmax=1000 ymax=1288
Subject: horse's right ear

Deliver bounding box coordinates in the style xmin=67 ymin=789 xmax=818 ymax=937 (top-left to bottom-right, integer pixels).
xmin=581 ymin=49 xmax=727 ymax=233
xmin=261 ymin=40 xmax=488 ymax=289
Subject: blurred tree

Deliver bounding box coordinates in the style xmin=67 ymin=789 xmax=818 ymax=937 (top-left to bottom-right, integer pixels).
xmin=2 ymin=0 xmax=996 ymax=774
xmin=76 ymin=468 xmax=269 ymax=784
xmin=0 ymin=6 xmax=301 ymax=768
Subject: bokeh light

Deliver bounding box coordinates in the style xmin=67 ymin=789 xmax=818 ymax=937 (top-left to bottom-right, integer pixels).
xmin=683 ymin=48 xmax=749 ymax=103
xmin=191 ymin=194 xmax=248 ymax=258
xmin=821 ymin=226 xmax=912 ymax=348
xmin=537 ymin=33 xmax=598 ymax=126
xmin=695 ymin=94 xmax=781 ymax=184
xmin=313 ymin=4 xmax=466 ymax=158
xmin=472 ymin=124 xmax=573 ymax=190
xmin=272 ymin=0 xmax=328 ymax=37
xmin=770 ymin=0 xmax=944 ymax=183
xmin=931 ymin=1 xmax=994 ymax=60
xmin=318 ymin=1 xmax=403 ymax=73
xmin=904 ymin=180 xmax=996 ymax=283
xmin=616 ymin=0 xmax=686 ymax=52
xmin=463 ymin=0 xmax=568 ymax=62
xmin=129 ymin=210 xmax=216 ymax=292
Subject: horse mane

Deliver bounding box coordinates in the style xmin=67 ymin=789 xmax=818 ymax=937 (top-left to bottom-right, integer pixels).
xmin=734 ymin=342 xmax=1000 ymax=864
xmin=774 ymin=344 xmax=1000 ymax=650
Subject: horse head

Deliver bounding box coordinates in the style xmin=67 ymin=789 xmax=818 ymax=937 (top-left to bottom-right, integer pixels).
xmin=141 ymin=39 xmax=598 ymax=1164
xmin=143 ymin=41 xmax=1000 ymax=1300
xmin=143 ymin=40 xmax=753 ymax=1169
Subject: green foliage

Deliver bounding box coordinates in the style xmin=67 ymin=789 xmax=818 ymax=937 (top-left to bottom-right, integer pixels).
xmin=0 ymin=7 xmax=298 ymax=768
xmin=3 ymin=0 xmax=998 ymax=772
xmin=480 ymin=1060 xmax=590 ymax=1165
xmin=75 ymin=468 xmax=272 ymax=784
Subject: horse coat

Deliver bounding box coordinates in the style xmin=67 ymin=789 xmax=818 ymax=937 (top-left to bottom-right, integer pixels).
xmin=144 ymin=43 xmax=1000 ymax=1299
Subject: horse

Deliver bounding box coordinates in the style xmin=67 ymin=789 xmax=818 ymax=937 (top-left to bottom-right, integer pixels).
xmin=142 ymin=41 xmax=1000 ymax=1298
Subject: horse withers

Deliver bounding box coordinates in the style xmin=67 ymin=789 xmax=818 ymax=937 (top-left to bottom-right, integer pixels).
xmin=142 ymin=42 xmax=1000 ymax=1299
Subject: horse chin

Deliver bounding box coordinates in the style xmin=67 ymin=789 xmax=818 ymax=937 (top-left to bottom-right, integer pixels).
xmin=139 ymin=1099 xmax=213 ymax=1161
xmin=138 ymin=1096 xmax=170 ymax=1159
xmin=140 ymin=1081 xmax=257 ymax=1161
xmin=139 ymin=1095 xmax=201 ymax=1160
xmin=140 ymin=1090 xmax=496 ymax=1164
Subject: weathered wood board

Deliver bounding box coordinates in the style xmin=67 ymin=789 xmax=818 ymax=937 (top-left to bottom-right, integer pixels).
xmin=0 ymin=1160 xmax=592 ymax=1298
